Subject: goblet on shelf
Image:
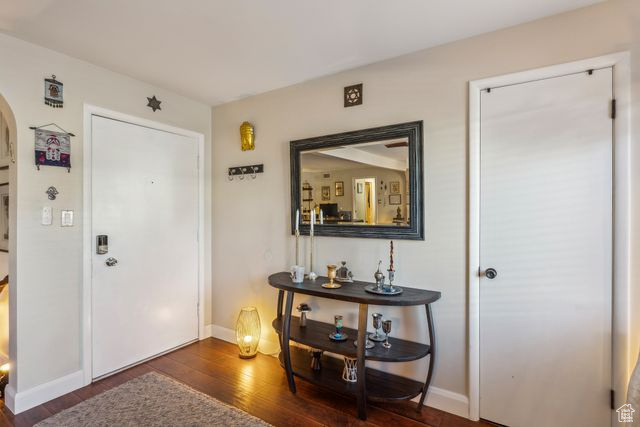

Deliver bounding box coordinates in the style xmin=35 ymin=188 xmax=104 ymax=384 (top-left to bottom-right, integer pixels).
xmin=322 ymin=264 xmax=341 ymax=289
xmin=368 ymin=313 xmax=385 ymax=342
xmin=382 ymin=319 xmax=392 ymax=349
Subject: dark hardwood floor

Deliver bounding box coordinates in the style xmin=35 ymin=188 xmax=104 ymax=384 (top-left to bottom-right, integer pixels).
xmin=0 ymin=338 xmax=491 ymax=426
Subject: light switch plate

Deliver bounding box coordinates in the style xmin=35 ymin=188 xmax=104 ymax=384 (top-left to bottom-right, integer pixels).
xmin=42 ymin=206 xmax=52 ymax=225
xmin=61 ymin=210 xmax=73 ymax=227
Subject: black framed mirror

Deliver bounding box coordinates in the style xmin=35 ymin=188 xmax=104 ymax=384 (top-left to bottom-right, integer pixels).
xmin=290 ymin=121 xmax=424 ymax=240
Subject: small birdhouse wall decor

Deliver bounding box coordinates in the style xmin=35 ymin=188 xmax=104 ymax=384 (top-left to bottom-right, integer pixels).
xmin=44 ymin=75 xmax=63 ymax=108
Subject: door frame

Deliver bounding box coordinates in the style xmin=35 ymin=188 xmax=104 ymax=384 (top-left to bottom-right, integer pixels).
xmin=468 ymin=52 xmax=631 ymax=421
xmin=81 ymin=104 xmax=205 ymax=385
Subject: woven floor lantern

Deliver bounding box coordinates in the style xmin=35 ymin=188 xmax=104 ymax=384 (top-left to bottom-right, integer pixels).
xmin=236 ymin=307 xmax=261 ymax=359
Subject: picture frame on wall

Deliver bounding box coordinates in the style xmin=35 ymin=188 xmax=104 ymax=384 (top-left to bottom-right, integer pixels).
xmin=321 ymin=186 xmax=331 ymax=201
xmin=389 ymin=194 xmax=402 ymax=205
xmin=390 ymin=181 xmax=401 ymax=194
xmin=335 ymin=181 xmax=344 ymax=197
xmin=0 ymin=112 xmax=11 ymax=167
xmin=0 ymin=184 xmax=8 ymax=252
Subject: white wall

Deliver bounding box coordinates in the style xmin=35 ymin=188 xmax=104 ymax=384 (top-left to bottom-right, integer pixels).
xmin=0 ymin=33 xmax=212 ymax=410
xmin=212 ymin=0 xmax=638 ymax=414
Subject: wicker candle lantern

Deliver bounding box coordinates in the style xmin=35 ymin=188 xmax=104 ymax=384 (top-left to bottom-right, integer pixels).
xmin=236 ymin=307 xmax=261 ymax=359
xmin=0 ymin=363 xmax=9 ymax=398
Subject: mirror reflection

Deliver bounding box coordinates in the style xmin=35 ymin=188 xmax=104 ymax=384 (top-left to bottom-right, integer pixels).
xmin=300 ymin=137 xmax=409 ymax=227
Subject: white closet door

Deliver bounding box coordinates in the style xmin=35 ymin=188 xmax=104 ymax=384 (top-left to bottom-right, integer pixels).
xmin=479 ymin=69 xmax=613 ymax=427
xmin=91 ymin=115 xmax=199 ymax=379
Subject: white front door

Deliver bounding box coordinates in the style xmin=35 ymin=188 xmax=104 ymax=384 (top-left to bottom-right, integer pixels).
xmin=479 ymin=69 xmax=613 ymax=426
xmin=91 ymin=115 xmax=199 ymax=379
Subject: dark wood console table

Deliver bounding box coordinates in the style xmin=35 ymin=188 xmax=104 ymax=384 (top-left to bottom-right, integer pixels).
xmin=268 ymin=272 xmax=441 ymax=420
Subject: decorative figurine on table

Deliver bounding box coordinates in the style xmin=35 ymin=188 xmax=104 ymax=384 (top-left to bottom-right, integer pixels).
xmin=310 ymin=349 xmax=323 ymax=371
xmin=342 ymin=357 xmax=357 ymax=383
xmin=322 ymin=264 xmax=341 ymax=289
xmin=369 ymin=313 xmax=386 ymax=342
xmin=329 ymin=315 xmax=347 ymax=341
xmin=335 ymin=261 xmax=354 ymax=283
xmin=297 ymin=303 xmax=311 ymax=327
xmin=394 ymin=207 xmax=403 ymax=222
xmin=374 ymin=261 xmax=385 ymax=291
xmin=365 ymin=242 xmax=403 ymax=295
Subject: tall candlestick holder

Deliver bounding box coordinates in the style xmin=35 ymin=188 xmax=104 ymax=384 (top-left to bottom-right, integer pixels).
xmin=308 ymin=233 xmax=317 ymax=280
xmin=385 ymin=269 xmax=396 ymax=293
xmin=295 ymin=229 xmax=300 ymax=265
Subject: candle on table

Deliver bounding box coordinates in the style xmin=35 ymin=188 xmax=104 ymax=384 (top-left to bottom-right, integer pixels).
xmin=320 ymin=209 xmax=324 ymax=225
xmin=310 ymin=209 xmax=315 ymax=235
xmin=295 ymin=209 xmax=299 ymax=232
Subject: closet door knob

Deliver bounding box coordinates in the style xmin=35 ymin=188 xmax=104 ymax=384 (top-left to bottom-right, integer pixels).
xmin=484 ymin=268 xmax=497 ymax=279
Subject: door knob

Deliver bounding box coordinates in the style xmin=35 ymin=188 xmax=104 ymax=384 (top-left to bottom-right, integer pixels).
xmin=484 ymin=268 xmax=497 ymax=279
xmin=105 ymin=257 xmax=118 ymax=267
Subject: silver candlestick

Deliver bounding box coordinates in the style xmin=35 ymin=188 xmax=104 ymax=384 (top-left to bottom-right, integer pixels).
xmin=308 ymin=231 xmax=317 ymax=281
xmin=385 ymin=269 xmax=396 ymax=293
xmin=295 ymin=229 xmax=300 ymax=265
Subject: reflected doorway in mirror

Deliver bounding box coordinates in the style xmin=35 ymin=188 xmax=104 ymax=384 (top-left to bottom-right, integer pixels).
xmin=321 ymin=186 xmax=330 ymax=201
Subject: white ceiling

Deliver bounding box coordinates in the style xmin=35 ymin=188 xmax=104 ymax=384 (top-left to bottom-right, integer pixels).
xmin=302 ymin=140 xmax=408 ymax=172
xmin=0 ymin=0 xmax=604 ymax=105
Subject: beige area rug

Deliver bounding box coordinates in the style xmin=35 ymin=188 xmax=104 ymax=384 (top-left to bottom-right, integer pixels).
xmin=35 ymin=372 xmax=271 ymax=427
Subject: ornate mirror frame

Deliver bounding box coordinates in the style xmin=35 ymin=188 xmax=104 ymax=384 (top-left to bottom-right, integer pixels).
xmin=290 ymin=121 xmax=424 ymax=240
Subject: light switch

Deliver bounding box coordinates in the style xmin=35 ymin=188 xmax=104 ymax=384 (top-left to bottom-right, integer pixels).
xmin=42 ymin=206 xmax=52 ymax=225
xmin=61 ymin=210 xmax=73 ymax=227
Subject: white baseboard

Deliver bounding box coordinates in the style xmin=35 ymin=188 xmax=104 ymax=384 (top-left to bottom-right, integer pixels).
xmin=207 ymin=323 xmax=280 ymax=356
xmin=208 ymin=324 xmax=236 ymax=343
xmin=202 ymin=324 xmax=213 ymax=340
xmin=415 ymin=385 xmax=469 ymax=418
xmin=6 ymin=370 xmax=84 ymax=414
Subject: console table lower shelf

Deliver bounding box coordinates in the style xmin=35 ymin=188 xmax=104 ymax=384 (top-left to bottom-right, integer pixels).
xmin=278 ymin=346 xmax=425 ymax=402
xmin=268 ymin=272 xmax=441 ymax=420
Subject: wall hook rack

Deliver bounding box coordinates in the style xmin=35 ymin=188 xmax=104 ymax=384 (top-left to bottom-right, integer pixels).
xmin=228 ymin=164 xmax=264 ymax=181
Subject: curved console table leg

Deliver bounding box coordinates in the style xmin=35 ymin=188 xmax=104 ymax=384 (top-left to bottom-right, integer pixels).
xmin=418 ymin=303 xmax=436 ymax=409
xmin=356 ymin=303 xmax=369 ymax=420
xmin=276 ymin=290 xmax=285 ymax=353
xmin=276 ymin=290 xmax=284 ymax=319
xmin=282 ymin=291 xmax=297 ymax=393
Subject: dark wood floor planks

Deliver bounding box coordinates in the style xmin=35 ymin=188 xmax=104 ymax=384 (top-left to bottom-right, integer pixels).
xmin=0 ymin=338 xmax=491 ymax=427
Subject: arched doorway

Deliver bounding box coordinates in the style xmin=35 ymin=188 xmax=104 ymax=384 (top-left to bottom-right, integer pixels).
xmin=0 ymin=93 xmax=16 ymax=401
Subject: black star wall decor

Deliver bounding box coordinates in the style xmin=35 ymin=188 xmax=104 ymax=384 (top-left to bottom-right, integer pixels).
xmin=344 ymin=83 xmax=363 ymax=107
xmin=146 ymin=95 xmax=162 ymax=112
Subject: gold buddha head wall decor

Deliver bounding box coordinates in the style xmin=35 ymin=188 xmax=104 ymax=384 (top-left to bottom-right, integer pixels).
xmin=240 ymin=121 xmax=255 ymax=151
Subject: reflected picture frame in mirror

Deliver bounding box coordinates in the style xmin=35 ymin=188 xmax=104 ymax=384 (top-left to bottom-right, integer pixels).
xmin=290 ymin=121 xmax=424 ymax=240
